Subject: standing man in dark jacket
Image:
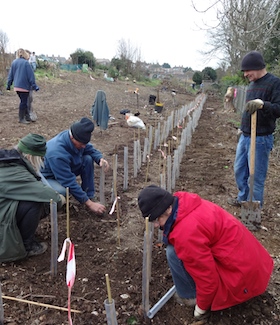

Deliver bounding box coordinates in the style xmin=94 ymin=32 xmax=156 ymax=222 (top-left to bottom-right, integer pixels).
xmin=228 ymin=51 xmax=280 ymax=208
xmin=6 ymin=48 xmax=39 ymax=124
xmin=0 ymin=134 xmax=65 ymax=262
xmin=40 ymin=117 xmax=109 ymax=215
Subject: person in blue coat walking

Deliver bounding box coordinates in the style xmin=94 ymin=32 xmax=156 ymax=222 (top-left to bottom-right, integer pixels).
xmin=6 ymin=48 xmax=39 ymax=124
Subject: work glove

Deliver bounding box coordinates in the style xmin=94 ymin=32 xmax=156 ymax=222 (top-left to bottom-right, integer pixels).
xmin=194 ymin=304 xmax=210 ymax=320
xmin=35 ymin=86 xmax=40 ymax=91
xmin=245 ymin=99 xmax=264 ymax=114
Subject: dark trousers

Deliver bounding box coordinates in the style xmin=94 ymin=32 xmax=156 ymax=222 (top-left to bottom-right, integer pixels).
xmin=15 ymin=201 xmax=43 ymax=250
xmin=16 ymin=91 xmax=29 ymax=110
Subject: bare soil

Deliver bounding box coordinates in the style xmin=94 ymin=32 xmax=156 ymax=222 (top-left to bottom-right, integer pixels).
xmin=0 ymin=71 xmax=279 ymax=325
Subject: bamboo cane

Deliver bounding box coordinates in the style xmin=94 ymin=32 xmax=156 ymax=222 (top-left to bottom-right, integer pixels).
xmin=104 ymin=274 xmax=117 ymax=324
xmin=105 ymin=274 xmax=112 ymax=303
xmin=2 ymin=295 xmax=81 ymax=313
xmin=0 ymin=281 xmax=3 ymax=324
xmin=113 ymin=154 xmax=121 ymax=246
xmin=50 ymin=199 xmax=58 ymax=277
xmin=66 ymin=187 xmax=70 ymax=238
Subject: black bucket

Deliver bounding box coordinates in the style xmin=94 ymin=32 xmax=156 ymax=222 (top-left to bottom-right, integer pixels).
xmin=149 ymin=95 xmax=156 ymax=105
xmin=155 ymin=102 xmax=163 ymax=113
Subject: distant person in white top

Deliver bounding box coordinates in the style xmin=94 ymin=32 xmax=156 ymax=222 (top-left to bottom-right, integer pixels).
xmin=29 ymin=52 xmax=37 ymax=71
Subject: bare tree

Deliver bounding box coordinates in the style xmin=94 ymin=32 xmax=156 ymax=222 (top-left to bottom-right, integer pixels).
xmin=0 ymin=30 xmax=10 ymax=89
xmin=0 ymin=29 xmax=9 ymax=55
xmin=116 ymin=39 xmax=142 ymax=78
xmin=193 ymin=0 xmax=280 ymax=72
xmin=117 ymin=39 xmax=137 ymax=61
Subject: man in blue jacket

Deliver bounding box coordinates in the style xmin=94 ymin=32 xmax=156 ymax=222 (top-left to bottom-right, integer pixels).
xmin=41 ymin=117 xmax=109 ymax=215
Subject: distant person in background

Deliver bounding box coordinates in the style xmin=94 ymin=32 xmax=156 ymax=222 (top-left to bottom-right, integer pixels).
xmin=6 ymin=48 xmax=39 ymax=124
xmin=29 ymin=51 xmax=37 ymax=71
xmin=25 ymin=50 xmax=37 ymax=122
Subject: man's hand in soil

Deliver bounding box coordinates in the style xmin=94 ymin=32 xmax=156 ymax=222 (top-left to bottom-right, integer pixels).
xmin=85 ymin=199 xmax=106 ymax=215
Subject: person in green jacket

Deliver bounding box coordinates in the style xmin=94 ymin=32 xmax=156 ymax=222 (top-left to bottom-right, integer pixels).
xmin=0 ymin=133 xmax=65 ymax=262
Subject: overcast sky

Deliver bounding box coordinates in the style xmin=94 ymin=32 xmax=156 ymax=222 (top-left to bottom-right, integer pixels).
xmin=1 ymin=0 xmax=219 ymax=71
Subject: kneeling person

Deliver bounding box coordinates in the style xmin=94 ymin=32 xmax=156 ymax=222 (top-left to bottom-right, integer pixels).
xmin=0 ymin=133 xmax=65 ymax=262
xmin=40 ymin=117 xmax=109 ymax=215
xmin=138 ymin=185 xmax=273 ymax=320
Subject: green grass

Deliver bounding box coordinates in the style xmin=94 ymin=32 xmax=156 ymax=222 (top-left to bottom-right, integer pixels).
xmin=228 ymin=118 xmax=241 ymax=128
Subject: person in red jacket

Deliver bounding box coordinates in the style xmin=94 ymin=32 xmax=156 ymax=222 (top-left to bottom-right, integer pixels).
xmin=138 ymin=185 xmax=274 ymax=321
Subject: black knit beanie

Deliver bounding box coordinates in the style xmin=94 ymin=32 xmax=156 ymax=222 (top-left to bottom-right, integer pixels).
xmin=70 ymin=117 xmax=94 ymax=144
xmin=241 ymin=51 xmax=265 ymax=71
xmin=138 ymin=185 xmax=174 ymax=221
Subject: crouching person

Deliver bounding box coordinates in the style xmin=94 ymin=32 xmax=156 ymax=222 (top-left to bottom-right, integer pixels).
xmin=138 ymin=185 xmax=273 ymax=321
xmin=0 ymin=133 xmax=65 ymax=262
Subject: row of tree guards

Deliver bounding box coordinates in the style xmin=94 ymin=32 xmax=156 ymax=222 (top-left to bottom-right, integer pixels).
xmin=100 ymin=93 xmax=206 ymax=204
xmin=0 ymin=93 xmax=206 ymax=324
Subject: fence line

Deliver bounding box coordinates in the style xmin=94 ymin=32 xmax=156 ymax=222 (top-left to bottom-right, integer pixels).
xmin=233 ymin=85 xmax=247 ymax=113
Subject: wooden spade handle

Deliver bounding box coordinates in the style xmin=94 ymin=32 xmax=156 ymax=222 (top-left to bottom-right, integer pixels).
xmin=249 ymin=111 xmax=257 ymax=202
xmin=250 ymin=112 xmax=257 ymax=175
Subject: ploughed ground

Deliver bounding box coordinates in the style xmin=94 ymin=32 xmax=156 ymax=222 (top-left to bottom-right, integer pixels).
xmin=0 ymin=71 xmax=279 ymax=324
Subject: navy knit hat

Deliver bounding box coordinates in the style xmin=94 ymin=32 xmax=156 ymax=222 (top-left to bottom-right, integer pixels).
xmin=70 ymin=117 xmax=94 ymax=144
xmin=241 ymin=51 xmax=266 ymax=71
xmin=138 ymin=185 xmax=174 ymax=221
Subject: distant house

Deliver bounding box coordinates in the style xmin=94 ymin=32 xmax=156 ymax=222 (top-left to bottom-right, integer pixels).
xmin=147 ymin=64 xmax=194 ymax=82
xmin=49 ymin=55 xmax=67 ymax=64
xmin=96 ymin=58 xmax=111 ymax=66
xmin=54 ymin=55 xmax=67 ymax=64
xmin=38 ymin=54 xmax=67 ymax=64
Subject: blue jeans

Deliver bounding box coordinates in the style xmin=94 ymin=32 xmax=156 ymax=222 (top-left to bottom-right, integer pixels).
xmin=45 ymin=155 xmax=95 ymax=199
xmin=166 ymin=245 xmax=196 ymax=299
xmin=45 ymin=178 xmax=67 ymax=196
xmin=31 ymin=62 xmax=36 ymax=71
xmin=234 ymin=134 xmax=273 ymax=207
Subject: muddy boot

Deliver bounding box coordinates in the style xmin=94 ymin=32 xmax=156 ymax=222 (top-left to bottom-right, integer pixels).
xmin=25 ymin=101 xmax=32 ymax=122
xmin=25 ymin=113 xmax=32 ymax=122
xmin=19 ymin=109 xmax=30 ymax=124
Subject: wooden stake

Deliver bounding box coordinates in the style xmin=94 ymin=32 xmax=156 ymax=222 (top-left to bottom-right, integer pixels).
xmin=112 ymin=154 xmax=121 ymax=246
xmin=145 ymin=156 xmax=150 ymax=186
xmin=105 ymin=274 xmax=112 ymax=303
xmin=66 ymin=187 xmax=70 ymax=238
xmin=2 ymin=295 xmax=81 ymax=313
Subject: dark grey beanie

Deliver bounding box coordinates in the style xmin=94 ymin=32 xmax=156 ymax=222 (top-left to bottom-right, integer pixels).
xmin=70 ymin=117 xmax=94 ymax=144
xmin=138 ymin=185 xmax=174 ymax=221
xmin=241 ymin=51 xmax=265 ymax=71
